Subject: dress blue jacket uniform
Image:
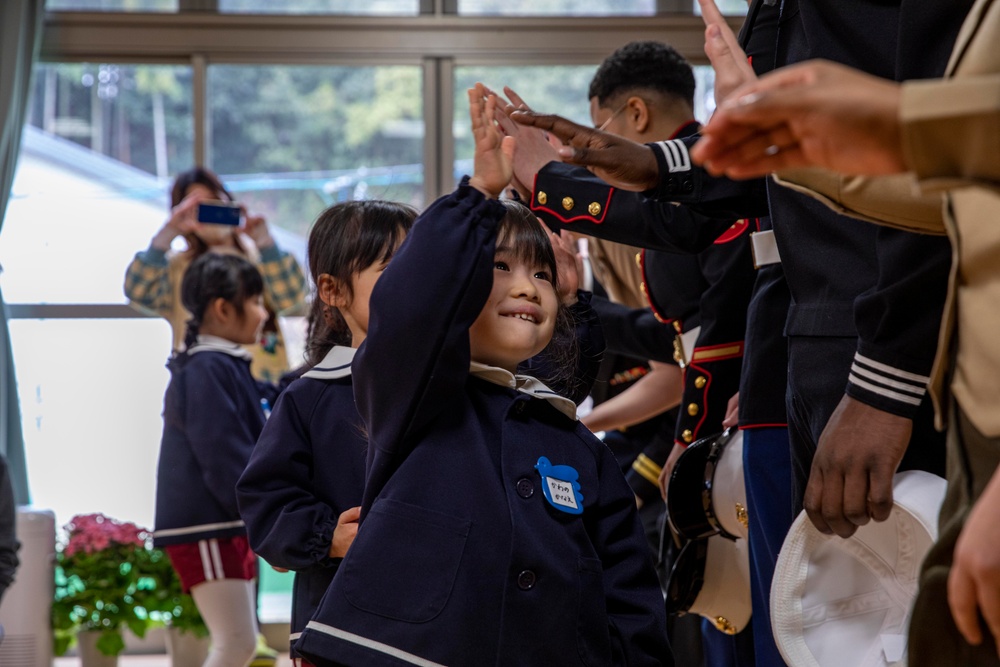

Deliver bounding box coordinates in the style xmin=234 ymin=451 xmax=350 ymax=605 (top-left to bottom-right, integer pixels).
xmin=236 ymin=345 xmax=366 ymax=656
xmin=293 ymin=182 xmax=670 ymax=667
xmin=153 ymin=336 xmax=277 ymax=547
xmin=530 ymin=122 xmax=756 ymax=449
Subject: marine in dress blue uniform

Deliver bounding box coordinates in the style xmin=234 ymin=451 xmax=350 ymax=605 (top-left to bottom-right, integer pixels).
xmin=293 ymin=181 xmax=669 ymax=667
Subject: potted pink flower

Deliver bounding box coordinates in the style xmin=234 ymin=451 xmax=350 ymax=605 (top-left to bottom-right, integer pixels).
xmin=52 ymin=513 xmax=151 ymax=664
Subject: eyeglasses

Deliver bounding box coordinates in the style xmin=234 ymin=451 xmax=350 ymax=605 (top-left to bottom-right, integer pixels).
xmin=596 ymin=101 xmax=630 ymax=131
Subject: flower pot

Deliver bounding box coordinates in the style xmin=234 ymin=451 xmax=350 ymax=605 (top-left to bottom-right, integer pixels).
xmin=165 ymin=625 xmax=210 ymax=666
xmin=76 ymin=630 xmax=119 ymax=667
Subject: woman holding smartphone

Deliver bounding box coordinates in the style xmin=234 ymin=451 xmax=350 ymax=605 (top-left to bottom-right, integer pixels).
xmin=124 ymin=166 xmax=307 ymax=384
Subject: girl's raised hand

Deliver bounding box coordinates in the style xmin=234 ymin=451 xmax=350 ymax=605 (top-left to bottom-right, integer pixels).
xmin=468 ymin=83 xmax=515 ymax=199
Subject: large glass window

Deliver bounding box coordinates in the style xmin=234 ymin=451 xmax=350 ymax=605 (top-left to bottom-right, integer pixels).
xmin=208 ymin=65 xmax=424 ymax=237
xmin=458 ymin=0 xmax=654 ymax=15
xmin=4 ymin=64 xmax=192 ymax=305
xmin=46 ymin=0 xmax=177 ymax=11
xmin=219 ymin=0 xmax=418 ymax=14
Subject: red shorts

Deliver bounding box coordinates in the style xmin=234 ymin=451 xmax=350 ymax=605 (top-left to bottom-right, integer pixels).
xmin=164 ymin=536 xmax=257 ymax=593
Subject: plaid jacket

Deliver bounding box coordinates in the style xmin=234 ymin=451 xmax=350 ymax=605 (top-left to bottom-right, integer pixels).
xmin=124 ymin=241 xmax=306 ymax=383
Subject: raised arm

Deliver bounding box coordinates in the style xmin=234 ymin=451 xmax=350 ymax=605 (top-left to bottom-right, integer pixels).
xmin=356 ymin=87 xmax=511 ymax=512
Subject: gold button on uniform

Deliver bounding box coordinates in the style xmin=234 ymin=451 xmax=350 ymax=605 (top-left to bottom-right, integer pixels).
xmin=694 ymin=376 xmax=707 ymax=389
xmin=687 ymin=403 xmax=699 ymax=416
xmin=682 ymin=429 xmax=693 ymax=443
xmin=562 ymin=196 xmax=574 ymax=211
xmin=588 ymin=202 xmax=602 ymax=216
xmin=537 ymin=191 xmax=548 ymax=205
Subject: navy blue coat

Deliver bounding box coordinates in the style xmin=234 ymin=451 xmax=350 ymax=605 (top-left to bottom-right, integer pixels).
xmin=294 ymin=182 xmax=670 ymax=667
xmin=153 ymin=338 xmax=276 ymax=547
xmin=236 ymin=345 xmax=366 ymax=653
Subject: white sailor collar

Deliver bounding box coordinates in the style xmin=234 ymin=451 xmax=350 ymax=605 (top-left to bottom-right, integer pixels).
xmin=188 ymin=334 xmax=253 ymax=360
xmin=303 ymin=346 xmax=356 ymax=380
xmin=469 ymin=361 xmax=578 ymax=421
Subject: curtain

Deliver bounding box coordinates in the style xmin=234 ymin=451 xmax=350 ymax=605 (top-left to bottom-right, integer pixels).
xmin=0 ymin=0 xmax=45 ymax=505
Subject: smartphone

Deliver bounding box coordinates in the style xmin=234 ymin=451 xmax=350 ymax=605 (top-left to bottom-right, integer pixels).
xmin=197 ymin=200 xmax=242 ymax=226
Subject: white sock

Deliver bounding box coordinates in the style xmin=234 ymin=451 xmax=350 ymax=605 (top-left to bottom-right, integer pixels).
xmin=191 ymin=579 xmax=259 ymax=667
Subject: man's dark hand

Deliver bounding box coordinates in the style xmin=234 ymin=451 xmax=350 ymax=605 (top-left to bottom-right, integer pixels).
xmin=804 ymin=395 xmax=912 ymax=538
xmin=509 ymin=110 xmax=659 ymax=191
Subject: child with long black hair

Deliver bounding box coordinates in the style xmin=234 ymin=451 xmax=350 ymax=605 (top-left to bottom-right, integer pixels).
xmin=293 ymin=87 xmax=668 ymax=667
xmin=152 ymin=252 xmax=279 ymax=667
xmin=237 ymin=199 xmax=417 ymax=667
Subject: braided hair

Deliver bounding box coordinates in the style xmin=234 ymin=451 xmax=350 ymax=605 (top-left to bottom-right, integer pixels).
xmin=180 ymin=252 xmax=264 ymax=351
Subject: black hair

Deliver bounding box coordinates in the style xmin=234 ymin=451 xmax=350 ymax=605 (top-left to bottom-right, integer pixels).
xmin=180 ymin=252 xmax=264 ymax=350
xmin=170 ymin=167 xmax=240 ymax=258
xmin=305 ymin=199 xmax=418 ymax=365
xmin=496 ymin=200 xmax=581 ymax=398
xmin=170 ymin=166 xmax=233 ymax=208
xmin=588 ymin=40 xmax=696 ymax=110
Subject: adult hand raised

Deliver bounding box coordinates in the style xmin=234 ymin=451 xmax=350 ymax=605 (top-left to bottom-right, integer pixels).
xmin=692 ymin=60 xmax=906 ymax=179
xmin=480 ymin=85 xmax=562 ymax=197
xmin=510 ymin=110 xmax=659 ymax=191
xmin=698 ymin=0 xmax=757 ymax=105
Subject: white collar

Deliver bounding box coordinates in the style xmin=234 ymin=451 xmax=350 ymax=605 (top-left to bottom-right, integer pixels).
xmin=303 ymin=346 xmax=356 ymax=380
xmin=187 ymin=334 xmax=253 ymax=360
xmin=469 ymin=361 xmax=578 ymax=421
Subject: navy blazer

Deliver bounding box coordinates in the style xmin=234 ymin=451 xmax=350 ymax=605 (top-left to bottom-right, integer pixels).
xmin=154 ymin=339 xmax=276 ymax=547
xmin=294 ymin=182 xmax=670 ymax=667
xmin=237 ymin=345 xmax=366 ymax=654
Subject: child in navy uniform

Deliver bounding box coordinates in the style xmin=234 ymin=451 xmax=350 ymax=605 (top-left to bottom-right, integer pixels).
xmin=153 ymin=252 xmax=278 ymax=667
xmin=237 ymin=199 xmax=417 ymax=667
xmin=293 ymin=87 xmax=669 ymax=666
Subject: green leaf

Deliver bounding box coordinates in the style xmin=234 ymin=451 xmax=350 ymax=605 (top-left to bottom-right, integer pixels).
xmin=96 ymin=629 xmax=126 ymax=656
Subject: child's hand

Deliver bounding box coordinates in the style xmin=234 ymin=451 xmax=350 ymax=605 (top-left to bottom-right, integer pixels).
xmin=328 ymin=506 xmax=361 ymax=559
xmin=468 ymin=83 xmax=514 ymax=199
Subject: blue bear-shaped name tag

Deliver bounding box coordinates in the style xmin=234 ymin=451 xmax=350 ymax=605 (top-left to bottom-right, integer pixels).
xmin=535 ymin=456 xmax=584 ymax=515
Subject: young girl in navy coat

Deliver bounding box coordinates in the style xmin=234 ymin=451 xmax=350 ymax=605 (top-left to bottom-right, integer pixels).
xmin=236 ymin=199 xmax=417 ymax=667
xmin=293 ymin=87 xmax=669 ymax=667
xmin=153 ymin=252 xmax=278 ymax=667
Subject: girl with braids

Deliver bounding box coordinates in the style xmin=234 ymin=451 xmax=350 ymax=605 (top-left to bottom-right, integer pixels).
xmin=237 ymin=199 xmax=417 ymax=667
xmin=124 ymin=166 xmax=306 ymax=384
xmin=152 ymin=252 xmax=279 ymax=667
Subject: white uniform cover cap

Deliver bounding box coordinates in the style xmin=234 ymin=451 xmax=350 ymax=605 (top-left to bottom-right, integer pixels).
xmin=770 ymin=470 xmax=946 ymax=667
xmin=690 ymin=534 xmax=752 ymax=634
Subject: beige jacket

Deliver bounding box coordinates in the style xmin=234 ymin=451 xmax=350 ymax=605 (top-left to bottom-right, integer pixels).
xmin=775 ymin=0 xmax=1000 ymax=435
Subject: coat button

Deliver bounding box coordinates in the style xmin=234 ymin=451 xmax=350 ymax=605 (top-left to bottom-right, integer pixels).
xmin=516 ymin=478 xmax=534 ymax=498
xmin=588 ymin=201 xmax=602 ymax=216
xmin=517 ymin=570 xmax=536 ymax=590
xmin=682 ymin=178 xmax=694 ymax=193
xmin=537 ymin=191 xmax=548 ymax=205
xmin=666 ymin=177 xmax=677 ymax=192
xmin=682 ymin=429 xmax=694 ymax=443
xmin=687 ymin=403 xmax=699 ymax=416
xmin=562 ymin=196 xmax=574 ymax=211
xmin=694 ymin=375 xmax=707 ymax=389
